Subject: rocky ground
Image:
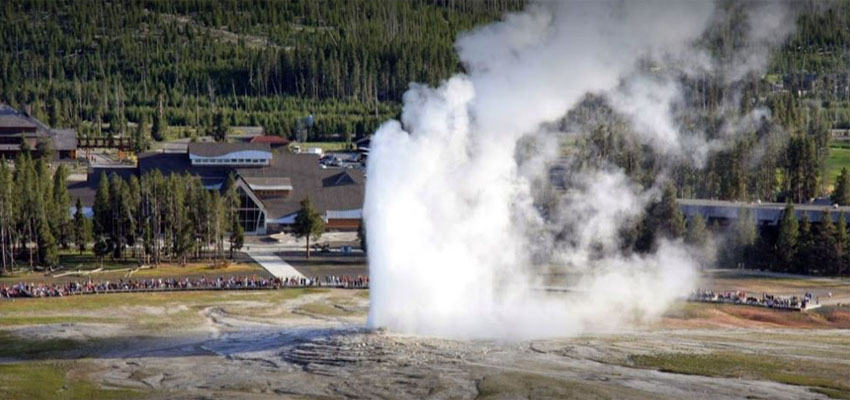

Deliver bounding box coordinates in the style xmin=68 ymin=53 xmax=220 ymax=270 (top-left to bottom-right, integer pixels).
xmin=1 ymin=273 xmax=849 ymax=399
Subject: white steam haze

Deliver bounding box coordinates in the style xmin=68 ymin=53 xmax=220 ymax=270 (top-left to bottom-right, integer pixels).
xmin=364 ymin=1 xmax=796 ymax=339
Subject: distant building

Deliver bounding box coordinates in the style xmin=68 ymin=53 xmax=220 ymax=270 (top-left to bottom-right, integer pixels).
xmin=0 ymin=103 xmax=77 ymax=160
xmin=249 ymin=135 xmax=291 ymax=149
xmin=69 ymin=142 xmax=363 ymax=235
xmin=678 ymin=198 xmax=849 ymax=226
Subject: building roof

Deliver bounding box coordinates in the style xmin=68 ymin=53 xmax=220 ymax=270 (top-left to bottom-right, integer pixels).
xmin=0 ymin=114 xmax=37 ymax=130
xmin=188 ymin=142 xmax=271 ymax=157
xmin=678 ymin=198 xmax=848 ymax=225
xmin=250 ymin=135 xmax=290 ymax=145
xmin=326 ymin=209 xmax=363 ymax=219
xmin=73 ymin=148 xmax=364 ymax=222
xmin=239 ymin=151 xmax=364 ymax=219
xmin=50 ymin=129 xmax=77 ymax=151
xmin=243 ymin=176 xmax=293 ymax=190
xmin=0 ymin=104 xmax=76 ymax=151
xmin=0 ymin=104 xmax=39 ymax=131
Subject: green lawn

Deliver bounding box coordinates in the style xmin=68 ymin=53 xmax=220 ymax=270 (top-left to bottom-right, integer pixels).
xmin=631 ymin=352 xmax=850 ymax=399
xmin=292 ymin=141 xmax=353 ymax=152
xmin=827 ymin=146 xmax=850 ymax=189
xmin=1 ymin=251 xmax=264 ymax=285
xmin=0 ymin=361 xmax=143 ymax=400
xmin=0 ymin=288 xmax=328 ymax=332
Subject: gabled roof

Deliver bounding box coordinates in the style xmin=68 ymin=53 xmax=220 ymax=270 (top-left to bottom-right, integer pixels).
xmin=188 ymin=142 xmax=271 ymax=157
xmin=322 ymin=171 xmax=356 ymax=187
xmin=0 ymin=104 xmax=77 ymax=151
xmin=0 ymin=104 xmax=38 ymax=130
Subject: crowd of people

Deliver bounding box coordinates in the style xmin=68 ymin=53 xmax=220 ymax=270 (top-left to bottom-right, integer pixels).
xmin=0 ymin=274 xmax=369 ymax=299
xmin=689 ymin=289 xmax=818 ymax=310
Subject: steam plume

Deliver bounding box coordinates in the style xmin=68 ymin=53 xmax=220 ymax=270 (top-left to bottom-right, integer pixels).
xmin=365 ymin=1 xmax=796 ymax=339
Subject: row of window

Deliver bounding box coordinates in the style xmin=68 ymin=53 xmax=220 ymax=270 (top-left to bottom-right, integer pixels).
xmin=192 ymin=158 xmax=268 ymax=165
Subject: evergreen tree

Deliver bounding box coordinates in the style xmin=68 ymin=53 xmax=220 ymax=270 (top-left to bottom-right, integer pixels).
xmin=0 ymin=160 xmax=13 ymax=272
xmin=229 ymin=217 xmax=244 ymax=259
xmin=108 ymin=174 xmax=130 ymax=258
xmin=685 ymin=214 xmax=708 ymax=248
xmin=223 ymin=174 xmax=243 ymax=259
xmin=93 ymin=172 xmax=111 ymax=240
xmin=52 ymin=165 xmax=71 ymax=248
xmin=635 ymin=183 xmax=686 ymax=252
xmin=832 ymin=167 xmax=850 ymax=205
xmin=48 ymin=93 xmax=61 ymax=127
xmin=35 ymin=137 xmax=52 ymax=159
xmin=655 ymin=183 xmax=686 ymax=239
xmin=736 ymin=207 xmax=758 ymax=268
xmin=152 ymin=106 xmax=165 ymax=141
xmin=795 ymin=212 xmax=814 ymax=274
xmin=293 ymin=196 xmax=325 ymax=259
xmin=209 ymin=191 xmax=226 ymax=262
xmin=36 ymin=215 xmax=58 ymax=267
xmin=212 ymin=110 xmax=229 ymax=142
xmin=817 ymin=209 xmax=839 ymax=275
xmin=133 ymin=114 xmax=150 ymax=153
xmin=14 ymin=153 xmax=38 ymax=267
xmin=93 ymin=235 xmax=110 ymax=267
xmin=775 ymin=203 xmax=798 ymax=271
xmin=838 ymin=212 xmax=850 ymax=276
xmin=73 ymin=198 xmax=91 ymax=254
xmin=167 ymin=174 xmax=192 ymax=264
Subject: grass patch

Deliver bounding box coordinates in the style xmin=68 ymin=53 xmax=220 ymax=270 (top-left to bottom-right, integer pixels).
xmin=0 ymin=288 xmax=328 ymax=334
xmin=814 ymin=388 xmax=850 ymax=400
xmin=631 ymin=352 xmax=850 ymax=398
xmin=476 ymin=372 xmax=657 ymax=400
xmin=297 ymin=301 xmax=349 ymax=316
xmin=129 ymin=262 xmax=262 ymax=278
xmin=0 ymin=288 xmax=326 ymax=315
xmin=827 ymin=146 xmax=850 ymax=188
xmin=662 ymin=302 xmax=713 ymax=320
xmin=58 ymin=251 xmax=139 ymax=270
xmin=0 ymin=361 xmax=143 ymax=399
xmin=291 ymin=141 xmax=352 ymax=152
xmin=0 ymin=331 xmax=80 ymax=359
xmin=0 ymin=261 xmax=264 ymax=285
xmin=0 ymin=315 xmax=118 ymax=327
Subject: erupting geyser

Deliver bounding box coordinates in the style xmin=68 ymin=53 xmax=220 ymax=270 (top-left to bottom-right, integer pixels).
xmin=364 ymin=1 xmax=797 ymax=339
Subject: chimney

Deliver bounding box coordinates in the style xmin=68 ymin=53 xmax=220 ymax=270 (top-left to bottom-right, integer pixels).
xmin=23 ymin=104 xmax=32 ymax=116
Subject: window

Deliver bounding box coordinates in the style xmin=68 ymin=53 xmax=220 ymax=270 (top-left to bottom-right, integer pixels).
xmin=236 ymin=187 xmax=264 ymax=233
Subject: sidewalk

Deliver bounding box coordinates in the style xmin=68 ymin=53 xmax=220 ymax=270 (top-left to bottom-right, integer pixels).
xmin=245 ymin=246 xmax=304 ymax=279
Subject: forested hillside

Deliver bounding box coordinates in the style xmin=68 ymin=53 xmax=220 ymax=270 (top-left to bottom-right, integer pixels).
xmin=0 ymin=0 xmax=523 ymax=141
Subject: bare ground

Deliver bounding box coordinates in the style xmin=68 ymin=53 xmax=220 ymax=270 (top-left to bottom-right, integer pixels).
xmin=2 ymin=272 xmax=850 ymax=399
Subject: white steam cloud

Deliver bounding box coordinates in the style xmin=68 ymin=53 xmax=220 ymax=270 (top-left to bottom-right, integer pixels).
xmin=365 ymin=1 xmax=796 ymax=339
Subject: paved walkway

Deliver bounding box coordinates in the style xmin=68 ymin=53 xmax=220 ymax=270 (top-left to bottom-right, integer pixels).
xmin=245 ymin=246 xmax=304 ymax=279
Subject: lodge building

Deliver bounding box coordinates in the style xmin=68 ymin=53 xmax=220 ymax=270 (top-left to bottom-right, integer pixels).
xmin=69 ymin=142 xmax=364 ymax=235
xmin=0 ymin=103 xmax=77 ymax=160
xmin=679 ymin=198 xmax=850 ymax=226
